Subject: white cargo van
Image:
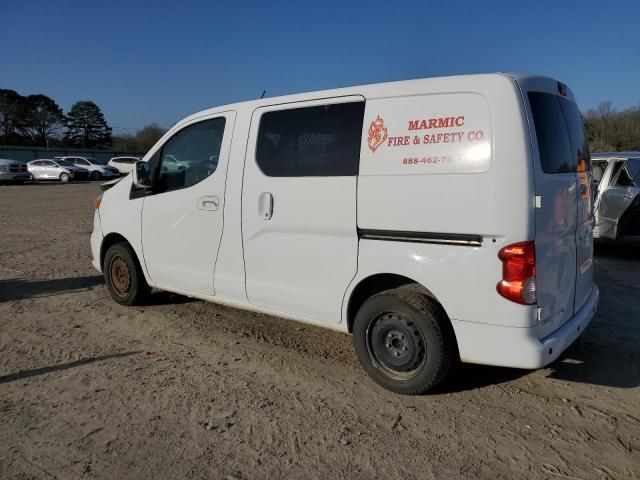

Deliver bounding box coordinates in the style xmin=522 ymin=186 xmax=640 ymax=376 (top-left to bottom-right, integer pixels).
xmin=91 ymin=74 xmax=599 ymax=394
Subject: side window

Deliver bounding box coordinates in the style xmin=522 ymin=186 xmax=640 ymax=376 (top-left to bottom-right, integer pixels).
xmin=528 ymin=92 xmax=575 ymax=174
xmin=559 ymin=98 xmax=590 ymax=172
xmin=256 ymin=102 xmax=365 ymax=177
xmin=613 ymin=160 xmax=639 ymax=188
xmin=155 ymin=117 xmax=226 ymax=193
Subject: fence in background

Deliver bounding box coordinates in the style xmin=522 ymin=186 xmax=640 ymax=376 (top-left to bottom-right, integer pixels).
xmin=0 ymin=145 xmax=145 ymax=164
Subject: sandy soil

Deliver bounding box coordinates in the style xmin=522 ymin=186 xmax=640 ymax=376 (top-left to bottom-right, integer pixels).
xmin=0 ymin=182 xmax=638 ymax=479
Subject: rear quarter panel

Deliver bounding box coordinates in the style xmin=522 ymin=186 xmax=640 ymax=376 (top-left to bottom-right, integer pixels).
xmin=352 ymin=75 xmax=536 ymax=328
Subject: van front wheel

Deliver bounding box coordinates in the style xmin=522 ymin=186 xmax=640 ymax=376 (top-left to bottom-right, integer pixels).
xmin=103 ymin=243 xmax=150 ymax=306
xmin=353 ymin=290 xmax=455 ymax=394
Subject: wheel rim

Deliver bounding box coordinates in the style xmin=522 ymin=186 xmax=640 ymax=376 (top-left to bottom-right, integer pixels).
xmin=109 ymin=255 xmax=131 ymax=296
xmin=366 ymin=312 xmax=427 ymax=380
xmin=60 ymin=173 xmax=68 ymax=182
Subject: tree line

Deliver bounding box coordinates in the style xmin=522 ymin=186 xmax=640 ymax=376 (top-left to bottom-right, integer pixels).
xmin=583 ymin=102 xmax=640 ymax=152
xmin=3 ymin=88 xmax=638 ymax=153
xmin=0 ymin=89 xmax=165 ymax=152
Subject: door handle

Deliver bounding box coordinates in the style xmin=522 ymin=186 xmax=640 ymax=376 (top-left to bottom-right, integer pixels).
xmin=198 ymin=196 xmax=219 ymax=211
xmin=258 ymin=192 xmax=273 ymax=220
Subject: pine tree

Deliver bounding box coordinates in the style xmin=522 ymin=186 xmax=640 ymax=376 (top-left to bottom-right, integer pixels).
xmin=64 ymin=101 xmax=112 ymax=148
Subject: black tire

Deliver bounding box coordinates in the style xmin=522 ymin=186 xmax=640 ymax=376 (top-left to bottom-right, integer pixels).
xmin=103 ymin=242 xmax=150 ymax=306
xmin=353 ymin=289 xmax=455 ymax=394
xmin=91 ymin=171 xmax=102 ymax=181
xmin=59 ymin=172 xmax=70 ymax=183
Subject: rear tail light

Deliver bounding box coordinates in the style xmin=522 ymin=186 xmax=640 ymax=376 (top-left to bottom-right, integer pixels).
xmin=497 ymin=241 xmax=536 ymax=305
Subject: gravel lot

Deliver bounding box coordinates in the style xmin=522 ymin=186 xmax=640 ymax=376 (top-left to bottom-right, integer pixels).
xmin=0 ymin=182 xmax=638 ymax=479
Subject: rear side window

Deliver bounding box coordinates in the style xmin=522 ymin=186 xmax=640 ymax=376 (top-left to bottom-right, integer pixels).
xmin=528 ymin=92 xmax=574 ymax=173
xmin=256 ymin=102 xmax=365 ymax=177
xmin=559 ymin=99 xmax=590 ymax=172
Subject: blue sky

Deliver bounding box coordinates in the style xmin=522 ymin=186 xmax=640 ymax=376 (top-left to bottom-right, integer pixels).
xmin=2 ymin=0 xmax=638 ymax=134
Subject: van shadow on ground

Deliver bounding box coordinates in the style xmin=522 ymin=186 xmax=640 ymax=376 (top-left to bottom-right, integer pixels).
xmin=0 ymin=275 xmax=105 ymax=302
xmin=0 ymin=275 xmax=195 ymax=305
xmin=0 ymin=351 xmax=142 ymax=385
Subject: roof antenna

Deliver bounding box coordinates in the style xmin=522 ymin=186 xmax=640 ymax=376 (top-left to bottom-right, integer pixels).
xmin=260 ymin=90 xmax=266 ymax=99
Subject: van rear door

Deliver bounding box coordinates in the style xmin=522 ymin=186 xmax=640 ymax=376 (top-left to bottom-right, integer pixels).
xmin=526 ymin=89 xmax=593 ymax=337
xmin=561 ymin=100 xmax=594 ymax=313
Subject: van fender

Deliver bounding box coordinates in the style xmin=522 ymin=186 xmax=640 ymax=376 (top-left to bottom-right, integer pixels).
xmin=99 ymin=231 xmax=154 ymax=287
xmin=342 ymin=239 xmax=453 ymax=329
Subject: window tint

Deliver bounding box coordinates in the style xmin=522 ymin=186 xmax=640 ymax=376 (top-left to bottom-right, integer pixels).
xmin=615 ymin=159 xmax=640 ymax=188
xmin=559 ymin=98 xmax=590 ymax=172
xmin=626 ymin=159 xmax=640 ymax=182
xmin=528 ymin=92 xmax=574 ymax=173
xmin=256 ymin=102 xmax=365 ymax=177
xmin=155 ymin=118 xmax=225 ymax=193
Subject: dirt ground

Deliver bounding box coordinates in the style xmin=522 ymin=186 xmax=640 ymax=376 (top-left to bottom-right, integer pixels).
xmin=0 ymin=182 xmax=638 ymax=480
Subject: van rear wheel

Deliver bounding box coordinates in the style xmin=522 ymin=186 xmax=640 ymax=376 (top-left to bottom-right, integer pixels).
xmin=353 ymin=289 xmax=455 ymax=394
xmin=103 ymin=243 xmax=150 ymax=306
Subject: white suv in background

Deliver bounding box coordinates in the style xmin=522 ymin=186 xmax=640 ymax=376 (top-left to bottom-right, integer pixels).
xmin=108 ymin=156 xmax=141 ymax=174
xmin=56 ymin=156 xmax=120 ymax=181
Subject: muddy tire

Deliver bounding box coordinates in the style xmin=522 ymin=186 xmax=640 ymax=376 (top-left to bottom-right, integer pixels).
xmin=103 ymin=243 xmax=150 ymax=306
xmin=353 ymin=289 xmax=456 ymax=395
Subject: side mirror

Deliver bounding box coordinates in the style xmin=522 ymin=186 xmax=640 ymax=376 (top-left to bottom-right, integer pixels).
xmin=132 ymin=161 xmax=152 ymax=188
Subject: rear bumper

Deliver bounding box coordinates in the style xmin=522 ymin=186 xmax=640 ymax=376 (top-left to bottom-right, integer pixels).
xmin=452 ymin=285 xmax=599 ymax=369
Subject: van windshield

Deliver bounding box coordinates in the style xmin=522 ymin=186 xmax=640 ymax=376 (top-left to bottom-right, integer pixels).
xmin=528 ymin=92 xmax=590 ymax=174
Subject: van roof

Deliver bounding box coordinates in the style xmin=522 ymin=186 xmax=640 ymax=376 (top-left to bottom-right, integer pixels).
xmin=180 ymin=72 xmax=567 ymax=125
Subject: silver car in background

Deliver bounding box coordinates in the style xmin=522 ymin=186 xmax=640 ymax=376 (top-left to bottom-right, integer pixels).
xmin=57 ymin=156 xmax=120 ymax=181
xmin=592 ymin=152 xmax=640 ymax=241
xmin=27 ymin=159 xmax=76 ymax=183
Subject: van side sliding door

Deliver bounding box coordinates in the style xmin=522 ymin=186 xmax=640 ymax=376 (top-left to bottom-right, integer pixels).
xmin=241 ymin=97 xmax=365 ymax=324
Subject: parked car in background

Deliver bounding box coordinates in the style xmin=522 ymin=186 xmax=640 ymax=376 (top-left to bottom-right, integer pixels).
xmin=28 ymin=159 xmax=76 ymax=182
xmin=0 ymin=158 xmax=32 ymax=184
xmin=54 ymin=159 xmax=90 ymax=180
xmin=55 ymin=156 xmax=120 ymax=181
xmin=107 ymin=156 xmax=141 ymax=174
xmin=592 ymin=152 xmax=640 ymax=241
xmin=158 ymin=154 xmax=191 ymax=174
